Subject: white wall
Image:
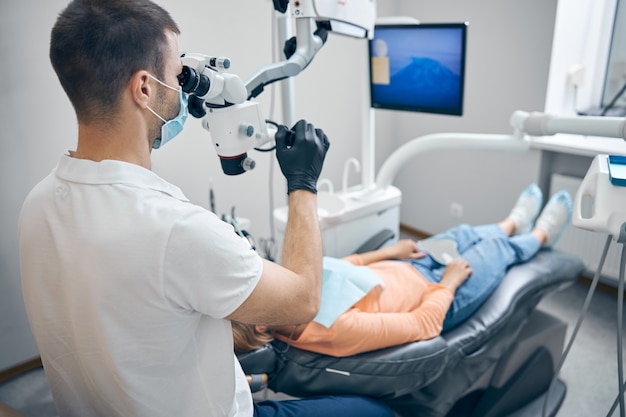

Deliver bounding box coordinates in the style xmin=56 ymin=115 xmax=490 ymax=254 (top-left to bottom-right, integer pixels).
xmin=545 ymin=0 xmax=617 ymax=114
xmin=0 ymin=0 xmax=618 ymax=370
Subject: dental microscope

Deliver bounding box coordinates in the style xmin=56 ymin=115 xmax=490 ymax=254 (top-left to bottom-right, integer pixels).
xmin=176 ymin=0 xmax=376 ymax=176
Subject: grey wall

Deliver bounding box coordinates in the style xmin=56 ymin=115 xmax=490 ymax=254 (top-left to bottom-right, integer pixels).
xmin=0 ymin=0 xmax=557 ymax=370
xmin=1 ymin=0 xmax=77 ymax=371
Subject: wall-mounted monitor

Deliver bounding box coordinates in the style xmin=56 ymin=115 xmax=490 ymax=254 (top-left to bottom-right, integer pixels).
xmin=369 ymin=23 xmax=468 ymax=116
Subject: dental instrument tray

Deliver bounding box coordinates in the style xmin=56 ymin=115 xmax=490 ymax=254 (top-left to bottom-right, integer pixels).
xmin=608 ymin=155 xmax=626 ymax=186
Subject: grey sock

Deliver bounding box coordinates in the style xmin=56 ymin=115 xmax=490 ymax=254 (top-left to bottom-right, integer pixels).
xmin=535 ymin=190 xmax=573 ymax=247
xmin=508 ymin=183 xmax=543 ymax=235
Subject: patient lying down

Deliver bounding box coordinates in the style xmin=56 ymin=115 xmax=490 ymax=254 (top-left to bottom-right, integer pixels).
xmin=233 ymin=184 xmax=572 ymax=358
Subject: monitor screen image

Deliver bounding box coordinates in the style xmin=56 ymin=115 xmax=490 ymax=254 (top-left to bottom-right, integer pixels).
xmin=369 ymin=23 xmax=468 ymax=116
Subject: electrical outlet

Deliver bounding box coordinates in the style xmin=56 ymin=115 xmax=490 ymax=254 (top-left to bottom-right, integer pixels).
xmin=450 ymin=202 xmax=463 ymax=218
xmin=566 ymin=64 xmax=586 ymax=89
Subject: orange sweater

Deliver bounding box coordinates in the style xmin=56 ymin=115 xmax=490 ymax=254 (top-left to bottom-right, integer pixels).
xmin=277 ymin=254 xmax=454 ymax=357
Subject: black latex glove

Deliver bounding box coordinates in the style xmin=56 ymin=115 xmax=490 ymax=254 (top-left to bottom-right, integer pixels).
xmin=275 ymin=119 xmax=330 ymax=194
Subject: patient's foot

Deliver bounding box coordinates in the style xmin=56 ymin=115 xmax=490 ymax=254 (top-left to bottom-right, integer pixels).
xmin=508 ymin=183 xmax=543 ymax=235
xmin=534 ymin=190 xmax=572 ymax=247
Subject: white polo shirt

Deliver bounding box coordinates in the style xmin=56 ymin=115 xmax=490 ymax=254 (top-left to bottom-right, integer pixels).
xmin=18 ymin=155 xmax=263 ymax=417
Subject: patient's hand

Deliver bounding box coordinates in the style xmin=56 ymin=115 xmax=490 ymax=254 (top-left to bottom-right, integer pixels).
xmin=388 ymin=239 xmax=426 ymax=260
xmin=440 ymin=258 xmax=472 ymax=292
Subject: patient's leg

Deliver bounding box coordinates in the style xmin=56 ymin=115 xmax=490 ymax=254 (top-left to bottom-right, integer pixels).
xmin=497 ymin=218 xmax=516 ymax=236
xmin=487 ymin=183 xmax=543 ymax=237
xmin=442 ymin=233 xmax=541 ymax=331
xmin=442 ymin=190 xmax=572 ymax=330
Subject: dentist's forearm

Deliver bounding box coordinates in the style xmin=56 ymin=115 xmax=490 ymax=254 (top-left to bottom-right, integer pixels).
xmin=281 ymin=190 xmax=323 ymax=320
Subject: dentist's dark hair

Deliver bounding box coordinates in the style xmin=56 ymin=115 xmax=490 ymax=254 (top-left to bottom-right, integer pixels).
xmin=50 ymin=0 xmax=180 ymax=124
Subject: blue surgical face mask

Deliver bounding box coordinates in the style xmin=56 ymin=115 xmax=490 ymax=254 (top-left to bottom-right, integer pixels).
xmin=146 ymin=74 xmax=188 ymax=149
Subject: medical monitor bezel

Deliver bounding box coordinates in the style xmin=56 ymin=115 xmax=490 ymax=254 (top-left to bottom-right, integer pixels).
xmin=368 ymin=22 xmax=468 ymax=116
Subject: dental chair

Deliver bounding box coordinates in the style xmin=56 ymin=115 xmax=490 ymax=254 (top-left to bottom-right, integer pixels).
xmin=239 ymin=247 xmax=584 ymax=417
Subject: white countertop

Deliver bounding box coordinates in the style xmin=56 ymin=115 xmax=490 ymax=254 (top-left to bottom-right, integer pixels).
xmin=528 ymin=133 xmax=626 ymax=157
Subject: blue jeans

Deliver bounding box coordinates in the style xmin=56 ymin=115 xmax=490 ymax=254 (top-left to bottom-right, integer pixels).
xmin=403 ymin=224 xmax=541 ymax=331
xmin=253 ymin=395 xmax=394 ymax=417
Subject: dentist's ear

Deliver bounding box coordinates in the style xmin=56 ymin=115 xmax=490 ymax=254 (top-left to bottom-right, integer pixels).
xmin=131 ymin=70 xmax=154 ymax=107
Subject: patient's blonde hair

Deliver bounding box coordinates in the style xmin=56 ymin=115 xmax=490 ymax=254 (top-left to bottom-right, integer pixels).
xmin=232 ymin=321 xmax=274 ymax=354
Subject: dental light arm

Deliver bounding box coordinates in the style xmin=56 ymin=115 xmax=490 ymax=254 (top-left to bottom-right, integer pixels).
xmin=375 ymin=133 xmax=530 ymax=190
xmin=510 ymin=110 xmax=626 ymax=140
xmin=179 ymin=0 xmax=376 ymax=175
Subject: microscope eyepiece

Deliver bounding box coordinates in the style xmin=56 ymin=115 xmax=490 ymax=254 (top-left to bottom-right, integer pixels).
xmin=178 ymin=65 xmax=210 ymax=97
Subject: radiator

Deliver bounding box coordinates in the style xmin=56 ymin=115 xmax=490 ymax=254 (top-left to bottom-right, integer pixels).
xmin=550 ymin=173 xmax=623 ymax=285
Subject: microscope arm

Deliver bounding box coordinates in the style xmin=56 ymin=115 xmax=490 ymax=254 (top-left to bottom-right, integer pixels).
xmin=245 ymin=0 xmax=376 ymax=99
xmin=245 ymin=17 xmax=325 ymax=99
